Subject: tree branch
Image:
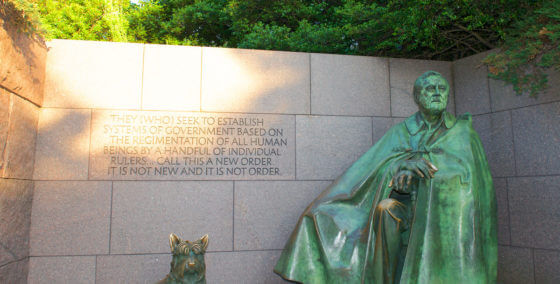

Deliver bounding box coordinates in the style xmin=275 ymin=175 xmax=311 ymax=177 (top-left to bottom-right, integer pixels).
xmin=453 ymin=23 xmax=494 ymax=49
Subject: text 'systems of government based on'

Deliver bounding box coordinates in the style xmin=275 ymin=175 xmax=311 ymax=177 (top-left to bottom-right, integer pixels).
xmin=92 ymin=111 xmax=293 ymax=180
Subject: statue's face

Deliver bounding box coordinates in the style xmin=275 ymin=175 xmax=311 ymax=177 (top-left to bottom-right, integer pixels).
xmin=416 ymin=75 xmax=449 ymax=115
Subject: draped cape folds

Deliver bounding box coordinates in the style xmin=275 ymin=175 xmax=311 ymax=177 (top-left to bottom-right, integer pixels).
xmin=274 ymin=112 xmax=497 ymax=284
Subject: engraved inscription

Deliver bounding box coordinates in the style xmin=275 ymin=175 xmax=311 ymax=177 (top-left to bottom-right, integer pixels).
xmin=90 ymin=110 xmax=295 ymax=180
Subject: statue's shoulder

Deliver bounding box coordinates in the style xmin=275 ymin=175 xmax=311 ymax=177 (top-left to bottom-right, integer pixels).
xmin=455 ymin=112 xmax=473 ymax=128
xmin=457 ymin=112 xmax=472 ymax=122
xmin=453 ymin=112 xmax=484 ymax=141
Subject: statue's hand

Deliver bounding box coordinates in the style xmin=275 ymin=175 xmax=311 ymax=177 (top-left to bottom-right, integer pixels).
xmin=389 ymin=158 xmax=438 ymax=193
xmin=399 ymin=158 xmax=438 ymax=179
xmin=390 ymin=170 xmax=416 ymax=193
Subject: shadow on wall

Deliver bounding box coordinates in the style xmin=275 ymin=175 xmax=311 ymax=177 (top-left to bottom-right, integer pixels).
xmin=33 ymin=108 xmax=91 ymax=180
xmin=35 ymin=41 xmax=313 ymax=180
xmin=0 ymin=2 xmax=46 ymax=73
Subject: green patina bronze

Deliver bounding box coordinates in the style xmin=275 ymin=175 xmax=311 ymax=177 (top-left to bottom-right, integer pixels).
xmin=158 ymin=234 xmax=209 ymax=284
xmin=274 ymin=71 xmax=497 ymax=283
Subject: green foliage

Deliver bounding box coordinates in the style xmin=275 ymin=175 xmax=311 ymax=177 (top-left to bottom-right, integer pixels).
xmin=484 ymin=1 xmax=560 ymax=96
xmin=1 ymin=0 xmax=44 ymax=36
xmin=4 ymin=0 xmax=559 ymax=96
xmin=34 ymin=0 xmax=129 ymax=41
xmin=124 ymin=0 xmax=538 ymax=60
xmin=127 ymin=0 xmax=231 ymax=45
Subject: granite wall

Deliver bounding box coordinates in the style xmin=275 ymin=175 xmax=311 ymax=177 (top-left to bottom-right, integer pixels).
xmin=27 ymin=39 xmax=457 ymax=283
xmin=454 ymin=51 xmax=560 ymax=284
xmin=23 ymin=38 xmax=559 ymax=284
xmin=0 ymin=12 xmax=45 ymax=284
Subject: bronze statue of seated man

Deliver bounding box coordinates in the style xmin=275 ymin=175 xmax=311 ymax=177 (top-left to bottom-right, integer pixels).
xmin=274 ymin=71 xmax=497 ymax=284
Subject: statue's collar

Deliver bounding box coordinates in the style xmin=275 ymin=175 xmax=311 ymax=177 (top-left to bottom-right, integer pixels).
xmin=405 ymin=111 xmax=456 ymax=135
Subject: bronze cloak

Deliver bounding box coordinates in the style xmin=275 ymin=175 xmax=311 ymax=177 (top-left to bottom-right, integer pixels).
xmin=274 ymin=112 xmax=497 ymax=284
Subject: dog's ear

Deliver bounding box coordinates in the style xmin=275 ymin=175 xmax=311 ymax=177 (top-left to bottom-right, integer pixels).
xmin=200 ymin=234 xmax=209 ymax=251
xmin=169 ymin=233 xmax=181 ymax=251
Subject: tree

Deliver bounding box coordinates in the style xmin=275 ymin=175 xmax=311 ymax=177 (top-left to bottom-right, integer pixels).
xmin=127 ymin=0 xmax=231 ymax=45
xmin=484 ymin=0 xmax=560 ymax=96
xmin=5 ymin=0 xmax=558 ymax=96
xmin=34 ymin=0 xmax=129 ymax=41
xmin=232 ymin=0 xmax=538 ymax=60
xmin=126 ymin=0 xmax=555 ymax=95
xmin=1 ymin=0 xmax=43 ymax=36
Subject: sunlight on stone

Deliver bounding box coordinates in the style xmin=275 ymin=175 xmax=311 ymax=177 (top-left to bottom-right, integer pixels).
xmin=44 ymin=40 xmax=143 ymax=109
xmin=202 ymin=48 xmax=308 ymax=113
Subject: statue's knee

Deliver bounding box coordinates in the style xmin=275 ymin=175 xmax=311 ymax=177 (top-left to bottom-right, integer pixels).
xmin=376 ymin=198 xmax=398 ymax=212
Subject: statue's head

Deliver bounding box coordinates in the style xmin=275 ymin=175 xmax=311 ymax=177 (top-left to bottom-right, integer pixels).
xmin=413 ymin=71 xmax=449 ymax=116
xmin=168 ymin=233 xmax=208 ymax=280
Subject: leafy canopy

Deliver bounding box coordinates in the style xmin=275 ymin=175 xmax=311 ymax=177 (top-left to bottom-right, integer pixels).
xmin=484 ymin=0 xmax=560 ymax=96
xmin=3 ymin=0 xmax=559 ymax=96
xmin=125 ymin=0 xmax=536 ymax=61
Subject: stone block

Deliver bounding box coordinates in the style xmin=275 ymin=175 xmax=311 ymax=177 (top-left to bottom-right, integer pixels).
xmin=0 ymin=258 xmax=28 ymax=284
xmin=96 ymin=251 xmax=289 ymax=283
xmin=0 ymin=19 xmax=46 ymax=105
xmin=372 ymin=117 xmax=393 ymax=144
xmin=512 ymin=102 xmax=560 ymax=176
xmin=494 ymin=178 xmax=510 ymax=245
xmin=206 ymin=251 xmax=288 ymax=283
xmin=96 ymin=254 xmax=169 ymax=283
xmin=142 ymin=44 xmax=202 ymax=111
xmin=389 ymin=58 xmax=454 ymax=117
xmin=296 ymin=116 xmax=372 ymax=180
xmin=392 ymin=117 xmax=407 ymax=126
xmin=0 ymin=91 xmax=10 ymax=175
xmin=0 ymin=179 xmax=33 ymax=265
xmin=310 ymin=54 xmax=389 ymax=116
xmin=89 ymin=110 xmax=295 ymax=180
xmin=3 ymin=95 xmax=39 ymax=179
xmin=30 ymin=181 xmax=111 ymax=256
xmin=498 ymin=245 xmax=534 ymax=284
xmin=489 ymin=69 xmax=560 ymax=112
xmin=471 ymin=112 xmax=515 ymax=177
xmin=508 ymin=176 xmax=560 ymax=250
xmin=453 ymin=51 xmax=492 ymax=115
xmin=0 ymin=245 xmax=15 ymax=265
xmin=201 ymin=47 xmax=310 ymax=114
xmin=234 ymin=181 xmax=330 ymax=250
xmin=33 ymin=108 xmax=90 ymax=180
xmin=28 ymin=256 xmax=95 ymax=284
xmin=110 ymin=181 xmax=233 ymax=254
xmin=43 ymin=40 xmax=143 ymax=109
xmin=535 ymin=249 xmax=560 ymax=284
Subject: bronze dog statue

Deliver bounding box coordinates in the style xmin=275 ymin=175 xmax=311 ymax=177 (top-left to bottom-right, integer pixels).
xmin=158 ymin=233 xmax=209 ymax=284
